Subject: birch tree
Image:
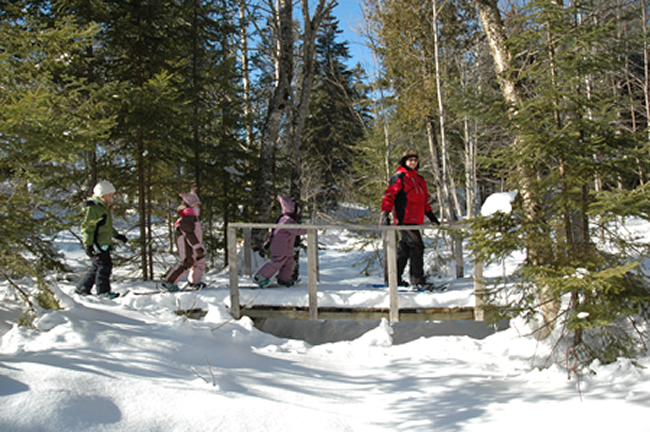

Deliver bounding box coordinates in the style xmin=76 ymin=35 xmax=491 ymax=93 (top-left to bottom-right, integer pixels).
xmin=471 ymin=0 xmax=561 ymax=338
xmin=470 ymin=1 xmax=650 ymax=357
xmin=289 ymin=0 xmax=338 ymax=203
xmin=254 ymin=0 xmax=293 ymax=244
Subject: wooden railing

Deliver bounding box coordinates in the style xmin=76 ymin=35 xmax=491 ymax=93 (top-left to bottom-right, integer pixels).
xmin=227 ymin=222 xmax=484 ymax=323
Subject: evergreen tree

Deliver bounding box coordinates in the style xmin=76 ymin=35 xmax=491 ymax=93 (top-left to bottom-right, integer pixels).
xmin=87 ymin=0 xmax=246 ymax=277
xmin=172 ymin=0 xmax=249 ymax=269
xmin=304 ymin=11 xmax=369 ymax=213
xmin=468 ymin=0 xmax=650 ymax=363
xmin=0 ymin=1 xmax=114 ymax=320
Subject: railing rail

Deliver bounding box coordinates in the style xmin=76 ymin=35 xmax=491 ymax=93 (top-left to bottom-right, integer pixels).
xmin=227 ymin=222 xmax=484 ymax=322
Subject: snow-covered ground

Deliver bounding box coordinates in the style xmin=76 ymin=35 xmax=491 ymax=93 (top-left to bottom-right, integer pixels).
xmin=1 ymin=200 xmax=649 ymax=431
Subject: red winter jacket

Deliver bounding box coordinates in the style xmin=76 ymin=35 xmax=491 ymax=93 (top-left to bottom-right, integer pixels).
xmin=381 ymin=166 xmax=433 ymax=225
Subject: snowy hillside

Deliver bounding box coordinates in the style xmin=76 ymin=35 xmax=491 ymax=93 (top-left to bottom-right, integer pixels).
xmin=1 ymin=216 xmax=649 ymax=431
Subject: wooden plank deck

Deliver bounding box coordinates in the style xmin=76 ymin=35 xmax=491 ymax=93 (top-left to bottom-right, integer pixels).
xmin=240 ymin=305 xmax=477 ymax=322
xmin=227 ymin=222 xmax=485 ymax=323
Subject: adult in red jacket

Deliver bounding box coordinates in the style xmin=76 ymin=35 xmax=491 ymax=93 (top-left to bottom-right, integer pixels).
xmin=380 ymin=149 xmax=439 ymax=288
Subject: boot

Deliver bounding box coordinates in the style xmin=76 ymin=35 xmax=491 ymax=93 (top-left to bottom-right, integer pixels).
xmin=253 ymin=274 xmax=271 ymax=288
xmin=160 ymin=281 xmax=179 ymax=292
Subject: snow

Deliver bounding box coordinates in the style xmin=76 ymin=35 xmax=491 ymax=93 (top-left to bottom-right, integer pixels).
xmin=480 ymin=190 xmax=518 ymax=216
xmin=1 ymin=219 xmax=650 ymax=431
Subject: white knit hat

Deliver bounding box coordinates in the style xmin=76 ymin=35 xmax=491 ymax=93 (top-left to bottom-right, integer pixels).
xmin=93 ymin=180 xmax=116 ymax=197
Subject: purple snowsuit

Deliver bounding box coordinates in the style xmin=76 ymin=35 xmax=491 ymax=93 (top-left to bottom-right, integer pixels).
xmin=256 ymin=196 xmax=306 ymax=283
xmin=165 ymin=206 xmax=206 ymax=285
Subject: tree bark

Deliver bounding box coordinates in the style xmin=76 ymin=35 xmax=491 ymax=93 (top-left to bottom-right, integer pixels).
xmin=464 ymin=117 xmax=477 ymax=218
xmin=240 ymin=0 xmax=253 ymax=150
xmin=426 ymin=117 xmax=444 ymax=212
xmin=288 ymin=0 xmax=336 ymax=279
xmin=641 ymin=0 xmax=650 ymax=139
xmin=289 ymin=0 xmax=335 ymax=202
xmin=254 ymin=0 xmax=293 ymax=247
xmin=138 ymin=129 xmax=149 ymax=280
xmin=431 ymin=0 xmax=461 ymax=221
xmin=473 ymin=0 xmax=559 ymax=338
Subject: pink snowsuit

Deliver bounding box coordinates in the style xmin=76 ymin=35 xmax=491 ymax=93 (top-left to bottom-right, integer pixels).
xmin=165 ymin=206 xmax=206 ymax=285
xmin=256 ymin=196 xmax=306 ymax=283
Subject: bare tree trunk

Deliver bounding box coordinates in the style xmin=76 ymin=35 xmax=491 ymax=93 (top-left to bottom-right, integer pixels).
xmin=289 ymin=0 xmax=335 ymax=201
xmin=288 ymin=0 xmax=335 ymax=279
xmin=85 ymin=150 xmax=97 ymax=195
xmin=137 ymin=129 xmax=149 ymax=280
xmin=146 ymin=164 xmax=153 ymax=280
xmin=431 ymin=0 xmax=462 ymax=221
xmin=240 ymin=0 xmax=253 ymax=150
xmin=223 ymin=168 xmax=230 ymax=267
xmin=254 ymin=0 xmax=293 ymax=247
xmin=84 ymin=44 xmax=99 ymax=195
xmin=426 ymin=117 xmax=444 ymax=212
xmin=640 ymin=0 xmax=650 ymax=188
xmin=473 ymin=0 xmax=559 ymax=338
xmin=464 ymin=117 xmax=478 ymax=218
xmin=474 ymin=0 xmax=521 ymax=107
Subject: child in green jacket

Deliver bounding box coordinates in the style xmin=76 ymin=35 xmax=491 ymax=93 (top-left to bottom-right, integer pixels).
xmin=75 ymin=181 xmax=127 ymax=299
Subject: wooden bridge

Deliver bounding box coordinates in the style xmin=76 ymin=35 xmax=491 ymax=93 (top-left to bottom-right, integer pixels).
xmin=227 ymin=222 xmax=486 ymax=323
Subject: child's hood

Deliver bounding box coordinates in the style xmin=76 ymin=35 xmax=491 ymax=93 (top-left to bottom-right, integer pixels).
xmin=180 ymin=188 xmax=200 ymax=207
xmin=277 ymin=195 xmax=295 ymax=214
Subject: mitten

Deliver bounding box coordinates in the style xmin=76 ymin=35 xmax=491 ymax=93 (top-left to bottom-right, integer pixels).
xmin=115 ymin=234 xmax=128 ymax=243
xmin=379 ymin=211 xmax=390 ymax=226
xmin=425 ymin=211 xmax=440 ymax=225
xmin=85 ymin=246 xmax=94 ymax=258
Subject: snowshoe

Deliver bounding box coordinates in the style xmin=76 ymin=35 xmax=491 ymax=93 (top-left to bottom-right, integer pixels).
xmin=276 ymin=276 xmax=296 ymax=287
xmin=187 ymin=282 xmax=207 ymax=290
xmin=160 ymin=281 xmax=180 ymax=292
xmin=410 ymin=282 xmax=449 ymax=292
xmin=253 ymin=274 xmax=271 ymax=288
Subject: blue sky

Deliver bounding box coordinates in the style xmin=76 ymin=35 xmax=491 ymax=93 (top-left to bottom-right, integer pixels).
xmin=331 ymin=0 xmax=371 ymax=68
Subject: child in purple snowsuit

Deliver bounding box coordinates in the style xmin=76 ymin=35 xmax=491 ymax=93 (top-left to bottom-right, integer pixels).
xmin=254 ymin=195 xmax=306 ymax=288
xmin=161 ymin=189 xmax=206 ymax=292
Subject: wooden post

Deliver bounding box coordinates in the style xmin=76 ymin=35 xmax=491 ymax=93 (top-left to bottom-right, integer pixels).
xmin=224 ymin=222 xmax=466 ymax=323
xmin=228 ymin=225 xmax=240 ymax=319
xmin=315 ymin=230 xmax=320 ymax=282
xmin=474 ymin=260 xmax=484 ymax=321
xmin=307 ymin=229 xmax=319 ymax=320
xmin=454 ymin=233 xmax=464 ymax=279
xmin=382 ymin=231 xmax=388 ymax=284
xmin=386 ymin=228 xmax=399 ymax=322
xmin=243 ymin=227 xmax=252 ymax=277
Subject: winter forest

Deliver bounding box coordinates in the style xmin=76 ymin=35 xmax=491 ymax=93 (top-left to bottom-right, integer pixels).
xmin=3 ymin=0 xmax=650 ymax=371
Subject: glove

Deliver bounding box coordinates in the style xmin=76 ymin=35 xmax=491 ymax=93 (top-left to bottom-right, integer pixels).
xmin=379 ymin=211 xmax=390 ymax=226
xmin=115 ymin=234 xmax=128 ymax=244
xmin=426 ymin=211 xmax=440 ymax=225
xmin=85 ymin=246 xmax=94 ymax=258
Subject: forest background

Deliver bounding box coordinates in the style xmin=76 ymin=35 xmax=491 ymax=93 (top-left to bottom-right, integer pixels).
xmin=2 ymin=0 xmax=650 ymax=367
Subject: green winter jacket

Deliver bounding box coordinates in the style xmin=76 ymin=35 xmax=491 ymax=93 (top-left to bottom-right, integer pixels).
xmin=81 ymin=197 xmax=118 ymax=251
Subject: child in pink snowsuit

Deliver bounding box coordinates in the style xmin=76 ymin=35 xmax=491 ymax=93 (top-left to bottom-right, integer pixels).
xmin=161 ymin=189 xmax=206 ymax=292
xmin=254 ymin=195 xmax=306 ymax=288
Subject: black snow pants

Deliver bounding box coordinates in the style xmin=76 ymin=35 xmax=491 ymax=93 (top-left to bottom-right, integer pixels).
xmin=77 ymin=250 xmax=113 ymax=295
xmin=397 ymin=228 xmax=425 ymax=285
